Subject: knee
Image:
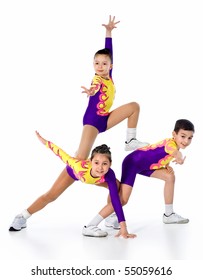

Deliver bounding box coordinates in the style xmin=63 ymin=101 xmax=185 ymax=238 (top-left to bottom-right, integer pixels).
xmin=130 ymin=101 xmax=140 ymax=113
xmin=165 ymin=172 xmax=175 ymax=184
xmin=121 ymin=197 xmax=129 ymax=206
xmin=74 ymin=151 xmax=87 ymax=161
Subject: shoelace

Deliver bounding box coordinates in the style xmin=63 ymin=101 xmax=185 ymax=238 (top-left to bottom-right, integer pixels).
xmin=125 ymin=138 xmax=137 ymax=144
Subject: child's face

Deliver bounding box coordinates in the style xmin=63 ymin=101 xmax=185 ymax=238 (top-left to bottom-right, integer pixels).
xmin=93 ymin=54 xmax=112 ymax=78
xmin=172 ymin=129 xmax=194 ymax=149
xmin=91 ymin=153 xmax=111 ymax=177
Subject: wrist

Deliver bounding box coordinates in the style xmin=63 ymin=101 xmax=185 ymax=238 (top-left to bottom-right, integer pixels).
xmin=119 ymin=221 xmax=127 ymax=229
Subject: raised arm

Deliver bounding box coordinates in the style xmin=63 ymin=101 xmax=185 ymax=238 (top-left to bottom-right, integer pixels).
xmin=102 ymin=15 xmax=120 ymax=77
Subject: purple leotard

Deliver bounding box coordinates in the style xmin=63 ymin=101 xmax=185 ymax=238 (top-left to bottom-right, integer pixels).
xmin=83 ymin=37 xmax=116 ymax=133
xmin=121 ymin=138 xmax=178 ymax=187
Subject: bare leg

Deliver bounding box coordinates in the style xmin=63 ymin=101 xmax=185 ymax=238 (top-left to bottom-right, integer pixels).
xmin=150 ymin=168 xmax=175 ymax=204
xmin=107 ymin=102 xmax=140 ymax=129
xmin=27 ymin=168 xmax=75 ymax=214
xmin=151 ymin=168 xmax=188 ymax=223
xmin=76 ymin=103 xmax=140 ymax=160
xmin=75 ymin=125 xmax=99 ymax=160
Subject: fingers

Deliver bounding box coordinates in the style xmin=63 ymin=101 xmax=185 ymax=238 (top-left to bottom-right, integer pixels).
xmin=115 ymin=232 xmax=137 ymax=239
xmin=35 ymin=130 xmax=40 ymax=137
xmin=35 ymin=130 xmax=47 ymax=145
xmin=103 ymin=15 xmax=120 ymax=29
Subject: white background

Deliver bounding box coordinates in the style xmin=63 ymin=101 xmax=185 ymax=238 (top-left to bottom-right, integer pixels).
xmin=0 ymin=0 xmax=203 ymax=278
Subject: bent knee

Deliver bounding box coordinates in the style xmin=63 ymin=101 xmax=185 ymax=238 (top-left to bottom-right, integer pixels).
xmin=121 ymin=198 xmax=129 ymax=206
xmin=165 ymin=172 xmax=175 ymax=183
xmin=130 ymin=101 xmax=140 ymax=112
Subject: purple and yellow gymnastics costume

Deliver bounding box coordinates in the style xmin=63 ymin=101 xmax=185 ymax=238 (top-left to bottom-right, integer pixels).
xmin=121 ymin=138 xmax=178 ymax=187
xmin=83 ymin=37 xmax=115 ymax=133
xmin=45 ymin=141 xmax=125 ymax=223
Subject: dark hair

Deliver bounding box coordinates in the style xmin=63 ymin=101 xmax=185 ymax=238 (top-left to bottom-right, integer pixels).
xmin=174 ymin=119 xmax=195 ymax=133
xmin=94 ymin=48 xmax=112 ymax=63
xmin=90 ymin=144 xmax=112 ymax=162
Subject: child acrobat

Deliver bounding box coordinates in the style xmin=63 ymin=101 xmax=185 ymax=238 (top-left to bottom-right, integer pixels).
xmin=87 ymin=119 xmax=194 ymax=230
xmin=9 ymin=131 xmax=136 ymax=239
xmin=75 ymin=15 xmax=148 ymax=161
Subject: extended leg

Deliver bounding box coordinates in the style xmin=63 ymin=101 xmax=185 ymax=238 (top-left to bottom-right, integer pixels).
xmin=9 ymin=168 xmax=75 ymax=231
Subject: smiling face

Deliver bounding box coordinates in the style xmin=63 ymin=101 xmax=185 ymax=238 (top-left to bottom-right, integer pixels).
xmin=90 ymin=153 xmax=111 ymax=178
xmin=93 ymin=54 xmax=112 ymax=79
xmin=172 ymin=129 xmax=194 ymax=149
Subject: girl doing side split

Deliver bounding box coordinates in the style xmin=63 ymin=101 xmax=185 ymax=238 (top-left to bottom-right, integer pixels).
xmin=9 ymin=131 xmax=136 ymax=239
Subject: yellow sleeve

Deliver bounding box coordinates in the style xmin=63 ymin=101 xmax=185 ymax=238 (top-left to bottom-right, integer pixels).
xmin=45 ymin=141 xmax=73 ymax=166
xmin=165 ymin=139 xmax=178 ymax=155
xmin=90 ymin=75 xmax=102 ymax=95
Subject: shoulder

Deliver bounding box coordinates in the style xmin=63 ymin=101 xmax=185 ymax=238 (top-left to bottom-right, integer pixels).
xmin=105 ymin=168 xmax=116 ymax=180
xmin=165 ymin=138 xmax=178 ymax=154
xmin=92 ymin=74 xmax=102 ymax=83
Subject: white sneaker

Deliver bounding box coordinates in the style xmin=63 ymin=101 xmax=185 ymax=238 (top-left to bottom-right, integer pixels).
xmin=163 ymin=213 xmax=189 ymax=224
xmin=82 ymin=225 xmax=108 ymax=237
xmin=105 ymin=213 xmax=120 ymax=229
xmin=125 ymin=138 xmax=149 ymax=151
xmin=9 ymin=214 xmax=27 ymax=231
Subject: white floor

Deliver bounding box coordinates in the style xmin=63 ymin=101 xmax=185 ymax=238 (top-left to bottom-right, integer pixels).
xmin=1 ymin=166 xmax=202 ymax=261
xmin=1 ymin=200 xmax=203 ymax=278
xmin=2 ymin=214 xmax=202 ymax=261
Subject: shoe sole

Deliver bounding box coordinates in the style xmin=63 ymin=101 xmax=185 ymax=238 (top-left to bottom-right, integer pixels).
xmin=105 ymin=223 xmax=120 ymax=230
xmin=9 ymin=225 xmax=27 ymax=231
xmin=125 ymin=147 xmax=135 ymax=151
xmin=82 ymin=233 xmax=108 ymax=237
xmin=163 ymin=220 xmax=189 ymax=224
xmin=125 ymin=144 xmax=149 ymax=151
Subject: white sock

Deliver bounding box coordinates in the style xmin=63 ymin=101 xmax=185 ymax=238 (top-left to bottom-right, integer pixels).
xmin=87 ymin=214 xmax=103 ymax=227
xmin=165 ymin=204 xmax=173 ymax=216
xmin=22 ymin=209 xmax=32 ymax=219
xmin=126 ymin=128 xmax=137 ymax=142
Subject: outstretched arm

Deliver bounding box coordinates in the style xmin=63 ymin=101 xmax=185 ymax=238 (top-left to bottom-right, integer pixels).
xmin=172 ymin=150 xmax=186 ymax=165
xmin=35 ymin=131 xmax=73 ymax=165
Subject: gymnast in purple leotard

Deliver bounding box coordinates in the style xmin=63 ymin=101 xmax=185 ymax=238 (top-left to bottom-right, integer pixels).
xmin=117 ymin=119 xmax=195 ymax=224
xmin=76 ymin=15 xmax=148 ymax=160
xmin=93 ymin=119 xmax=195 ymax=229
xmin=82 ymin=38 xmax=115 ymax=133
